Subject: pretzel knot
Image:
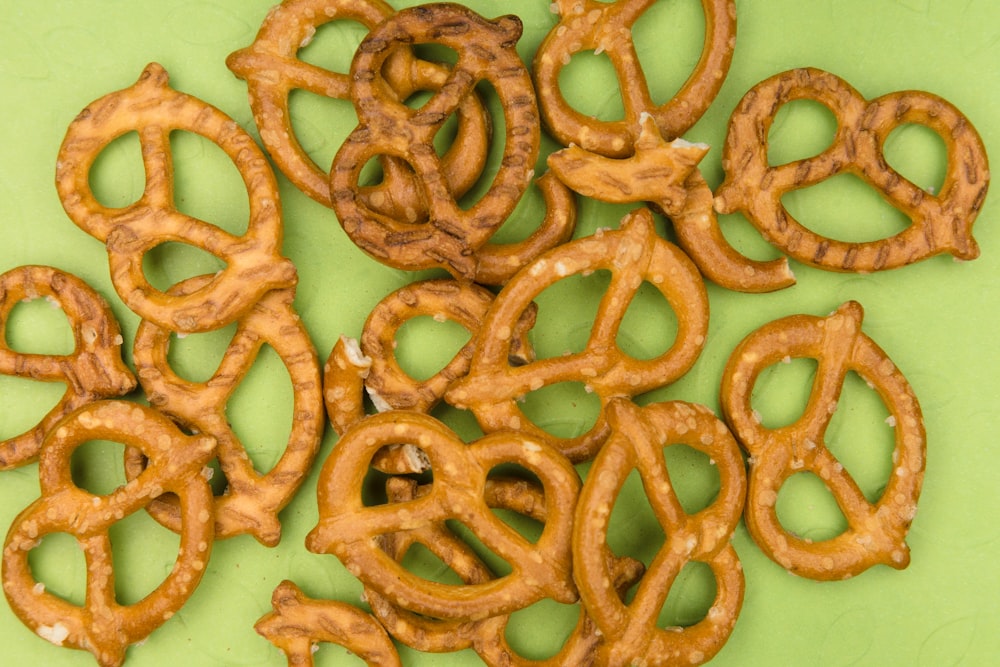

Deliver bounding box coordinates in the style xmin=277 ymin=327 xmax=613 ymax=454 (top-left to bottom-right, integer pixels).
xmin=446 ymin=207 xmax=709 ymax=463
xmin=0 ymin=266 xmax=136 ymax=469
xmin=56 ymin=62 xmax=297 ymax=333
xmin=574 ymin=399 xmax=746 ymax=667
xmin=720 ymin=301 xmax=926 ymax=580
xmin=2 ymin=401 xmax=216 ymax=667
xmin=330 ymin=3 xmax=546 ymax=283
xmin=714 ymin=67 xmax=990 ymax=273
xmin=306 ymin=411 xmax=580 ymax=621
xmin=128 ymin=277 xmax=324 ymax=546
xmin=534 ymin=0 xmax=737 ymax=157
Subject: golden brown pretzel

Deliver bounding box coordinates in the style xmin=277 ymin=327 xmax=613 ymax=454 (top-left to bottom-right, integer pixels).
xmin=227 ymin=0 xmax=491 ymax=216
xmin=306 ymin=410 xmax=580 ymax=621
xmin=0 ymin=265 xmax=136 ymax=469
xmin=446 ymin=207 xmax=709 ymax=462
xmin=574 ymin=398 xmax=746 ymax=667
xmin=720 ymin=301 xmax=926 ymax=579
xmin=2 ymin=400 xmax=216 ymax=667
xmin=56 ymin=63 xmax=297 ymax=333
xmin=255 ymin=580 xmax=401 ymax=667
xmin=128 ymin=277 xmax=323 ymax=546
xmin=533 ymin=0 xmax=737 ymax=157
xmin=714 ymin=67 xmax=990 ymax=272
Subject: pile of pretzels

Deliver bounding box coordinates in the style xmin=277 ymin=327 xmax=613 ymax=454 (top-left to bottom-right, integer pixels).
xmin=1 ymin=1 xmax=989 ymax=665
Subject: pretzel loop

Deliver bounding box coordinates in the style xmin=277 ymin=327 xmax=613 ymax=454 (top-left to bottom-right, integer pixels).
xmin=720 ymin=301 xmax=926 ymax=579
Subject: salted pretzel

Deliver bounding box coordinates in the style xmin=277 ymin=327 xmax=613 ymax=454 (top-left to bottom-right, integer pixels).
xmin=446 ymin=207 xmax=709 ymax=462
xmin=330 ymin=3 xmax=547 ymax=283
xmin=720 ymin=301 xmax=926 ymax=580
xmin=574 ymin=398 xmax=746 ymax=667
xmin=0 ymin=265 xmax=136 ymax=469
xmin=306 ymin=410 xmax=580 ymax=621
xmin=533 ymin=0 xmax=737 ymax=157
xmin=255 ymin=580 xmax=401 ymax=667
xmin=56 ymin=63 xmax=297 ymax=333
xmin=2 ymin=400 xmax=216 ymax=667
xmin=127 ymin=276 xmax=323 ymax=547
xmin=227 ymin=0 xmax=491 ymax=216
xmin=714 ymin=67 xmax=990 ymax=272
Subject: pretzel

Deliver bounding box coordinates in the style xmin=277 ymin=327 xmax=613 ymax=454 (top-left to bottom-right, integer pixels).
xmin=446 ymin=207 xmax=709 ymax=462
xmin=533 ymin=0 xmax=737 ymax=157
xmin=306 ymin=410 xmax=580 ymax=621
xmin=227 ymin=0 xmax=491 ymax=216
xmin=2 ymin=400 xmax=216 ymax=667
xmin=574 ymin=398 xmax=746 ymax=667
xmin=56 ymin=63 xmax=297 ymax=333
xmin=0 ymin=265 xmax=136 ymax=469
xmin=330 ymin=3 xmax=545 ymax=283
xmin=719 ymin=301 xmax=926 ymax=579
xmin=127 ymin=276 xmax=323 ymax=546
xmin=255 ymin=580 xmax=401 ymax=667
xmin=714 ymin=67 xmax=990 ymax=272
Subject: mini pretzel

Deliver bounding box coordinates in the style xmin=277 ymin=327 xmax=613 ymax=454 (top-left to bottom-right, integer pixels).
xmin=227 ymin=0 xmax=491 ymax=215
xmin=56 ymin=63 xmax=297 ymax=333
xmin=330 ymin=4 xmax=543 ymax=282
xmin=0 ymin=265 xmax=136 ymax=469
xmin=128 ymin=276 xmax=323 ymax=546
xmin=255 ymin=580 xmax=401 ymax=667
xmin=2 ymin=400 xmax=216 ymax=667
xmin=714 ymin=67 xmax=990 ymax=272
xmin=533 ymin=0 xmax=737 ymax=157
xmin=574 ymin=398 xmax=746 ymax=667
xmin=446 ymin=207 xmax=709 ymax=462
xmin=306 ymin=410 xmax=580 ymax=620
xmin=720 ymin=301 xmax=926 ymax=579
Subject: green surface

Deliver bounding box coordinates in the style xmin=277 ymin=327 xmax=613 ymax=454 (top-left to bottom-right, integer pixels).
xmin=2 ymin=0 xmax=999 ymax=664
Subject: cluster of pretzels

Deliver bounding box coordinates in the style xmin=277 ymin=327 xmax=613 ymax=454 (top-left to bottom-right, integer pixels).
xmin=1 ymin=1 xmax=989 ymax=665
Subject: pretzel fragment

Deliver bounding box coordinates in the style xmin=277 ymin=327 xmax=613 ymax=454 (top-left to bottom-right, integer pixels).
xmin=720 ymin=301 xmax=926 ymax=579
xmin=714 ymin=67 xmax=990 ymax=272
xmin=0 ymin=265 xmax=136 ymax=469
xmin=56 ymin=63 xmax=297 ymax=333
xmin=2 ymin=400 xmax=216 ymax=667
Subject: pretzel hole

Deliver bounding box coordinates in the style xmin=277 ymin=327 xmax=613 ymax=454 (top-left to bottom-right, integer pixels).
xmin=170 ymin=130 xmax=250 ymax=236
xmin=297 ymin=18 xmax=370 ymax=76
xmin=141 ymin=242 xmax=226 ymax=293
xmin=715 ymin=210 xmax=788 ymax=262
xmin=824 ymin=371 xmax=895 ymax=503
xmin=456 ymin=81 xmax=506 ymax=212
xmin=108 ymin=508 xmax=183 ymax=605
xmin=27 ymin=532 xmax=87 ymax=605
xmin=557 ymin=50 xmax=625 ymax=121
xmin=617 ymin=281 xmax=679 ymax=361
xmin=653 ymin=560 xmax=716 ymax=628
xmin=399 ymin=539 xmax=474 ymax=586
xmin=882 ymin=123 xmax=948 ymax=195
xmin=362 ymin=462 xmax=433 ymax=507
xmin=503 ymin=598 xmax=580 ymax=660
xmin=287 ymin=91 xmax=358 ymax=176
xmin=430 ymin=402 xmax=485 ymax=442
xmin=71 ymin=439 xmax=128 ymax=496
xmin=662 ymin=444 xmax=721 ymax=516
xmin=519 ymin=381 xmax=601 ymax=439
xmin=444 ymin=519 xmax=512 ymax=578
xmin=531 ymin=269 xmax=610 ymax=359
xmin=489 ymin=173 xmax=548 ymax=245
xmin=750 ymin=357 xmax=818 ymax=429
xmin=5 ymin=295 xmax=75 ymax=356
xmin=631 ymin=0 xmax=707 ymax=109
xmin=780 ymin=173 xmax=912 ymax=243
xmin=89 ymin=130 xmax=145 ymax=209
xmin=0 ymin=376 xmax=66 ymax=443
xmin=606 ymin=468 xmax=666 ymax=567
xmin=227 ymin=344 xmax=295 ymax=474
xmin=394 ymin=315 xmax=472 ymax=382
xmin=766 ymin=99 xmax=838 ymax=166
xmin=166 ymin=323 xmax=238 ymax=384
xmin=311 ymin=643 xmax=369 ymax=665
xmin=775 ymin=472 xmax=848 ymax=541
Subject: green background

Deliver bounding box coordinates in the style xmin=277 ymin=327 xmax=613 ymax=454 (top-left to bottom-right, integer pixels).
xmin=1 ymin=0 xmax=998 ymax=664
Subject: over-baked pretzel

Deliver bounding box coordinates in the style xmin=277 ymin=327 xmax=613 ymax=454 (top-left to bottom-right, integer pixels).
xmin=0 ymin=265 xmax=136 ymax=469
xmin=446 ymin=207 xmax=709 ymax=462
xmin=720 ymin=301 xmax=926 ymax=580
xmin=128 ymin=276 xmax=323 ymax=547
xmin=2 ymin=400 xmax=216 ymax=667
xmin=574 ymin=398 xmax=746 ymax=667
xmin=255 ymin=580 xmax=401 ymax=667
xmin=533 ymin=0 xmax=737 ymax=157
xmin=714 ymin=67 xmax=990 ymax=272
xmin=330 ymin=3 xmax=543 ymax=282
xmin=307 ymin=410 xmax=580 ymax=620
xmin=227 ymin=0 xmax=491 ymax=216
xmin=56 ymin=63 xmax=297 ymax=333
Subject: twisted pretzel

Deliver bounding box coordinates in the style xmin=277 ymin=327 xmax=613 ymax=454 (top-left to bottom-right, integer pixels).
xmin=533 ymin=0 xmax=737 ymax=157
xmin=2 ymin=400 xmax=216 ymax=667
xmin=446 ymin=207 xmax=709 ymax=462
xmin=56 ymin=63 xmax=297 ymax=333
xmin=0 ymin=265 xmax=136 ymax=469
xmin=574 ymin=398 xmax=746 ymax=667
xmin=128 ymin=277 xmax=323 ymax=546
xmin=714 ymin=67 xmax=990 ymax=272
xmin=720 ymin=301 xmax=926 ymax=579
